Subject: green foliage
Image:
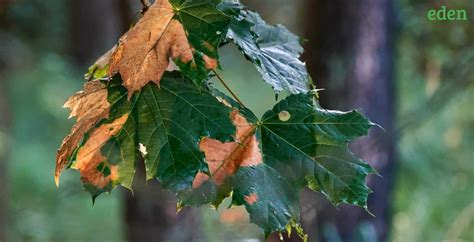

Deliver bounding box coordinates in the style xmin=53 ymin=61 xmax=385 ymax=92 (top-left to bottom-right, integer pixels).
xmin=392 ymin=1 xmax=474 ymax=241
xmin=179 ymin=92 xmax=375 ymax=235
xmin=57 ymin=0 xmax=376 ymax=238
xmin=258 ymin=94 xmax=375 ymax=207
xmin=99 ymin=72 xmax=236 ymax=193
xmin=170 ymin=0 xmax=230 ymax=84
xmin=222 ymin=2 xmax=310 ymax=93
xmin=225 ymin=94 xmax=374 ymax=235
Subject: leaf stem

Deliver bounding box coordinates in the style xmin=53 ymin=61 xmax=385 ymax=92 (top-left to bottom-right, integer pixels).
xmin=210 ymin=126 xmax=256 ymax=180
xmin=212 ymin=70 xmax=246 ymax=108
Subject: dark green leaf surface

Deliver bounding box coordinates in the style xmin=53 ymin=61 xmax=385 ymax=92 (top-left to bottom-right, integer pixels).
xmin=170 ymin=0 xmax=230 ymax=85
xmin=95 ymin=72 xmax=236 ymax=193
xmin=59 ymin=1 xmax=376 ymax=238
xmin=259 ymin=94 xmax=376 ymax=207
xmin=231 ymin=165 xmax=300 ymax=236
xmin=221 ymin=2 xmax=310 ymax=94
xmin=182 ymin=92 xmax=375 ymax=235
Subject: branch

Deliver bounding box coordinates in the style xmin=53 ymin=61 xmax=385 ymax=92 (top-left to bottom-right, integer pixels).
xmin=140 ymin=0 xmax=151 ymax=13
xmin=212 ymin=70 xmax=246 ymax=108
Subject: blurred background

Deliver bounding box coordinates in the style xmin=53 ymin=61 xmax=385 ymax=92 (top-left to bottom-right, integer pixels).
xmin=0 ymin=0 xmax=473 ymax=241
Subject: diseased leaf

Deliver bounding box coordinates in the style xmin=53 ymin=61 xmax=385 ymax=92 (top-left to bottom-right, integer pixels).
xmin=108 ymin=0 xmax=229 ymax=96
xmin=231 ymin=165 xmax=300 ymax=237
xmin=186 ymin=92 xmax=375 ymax=236
xmin=221 ymin=2 xmax=310 ymax=94
xmin=260 ymin=94 xmax=376 ymax=207
xmin=72 ymin=114 xmax=129 ymax=197
xmin=193 ymin=110 xmax=262 ymax=188
xmin=182 ymin=110 xmax=262 ymax=207
xmin=55 ymin=80 xmax=110 ymax=186
xmin=57 ymin=72 xmax=236 ymax=196
xmin=56 ymin=1 xmax=377 ymax=239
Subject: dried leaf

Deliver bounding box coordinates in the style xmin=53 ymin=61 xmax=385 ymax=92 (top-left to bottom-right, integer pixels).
xmin=109 ymin=0 xmax=229 ymax=97
xmin=193 ymin=111 xmax=262 ymax=188
xmin=55 ymin=80 xmax=110 ymax=186
xmin=72 ymin=114 xmax=128 ymax=190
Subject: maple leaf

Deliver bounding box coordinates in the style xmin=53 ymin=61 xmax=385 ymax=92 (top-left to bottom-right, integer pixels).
xmin=184 ymin=110 xmax=262 ymax=207
xmin=56 ymin=72 xmax=236 ymax=197
xmin=56 ymin=1 xmax=378 ymax=239
xmin=220 ymin=2 xmax=311 ymax=94
xmin=108 ymin=0 xmax=229 ymax=97
xmin=181 ymin=92 xmax=376 ymax=236
xmin=55 ymin=80 xmax=110 ymax=186
xmin=72 ymin=114 xmax=129 ymax=197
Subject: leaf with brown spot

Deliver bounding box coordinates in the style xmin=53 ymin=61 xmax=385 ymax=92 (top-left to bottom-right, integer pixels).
xmin=181 ymin=91 xmax=376 ymax=237
xmin=244 ymin=192 xmax=258 ymax=205
xmin=59 ymin=73 xmax=236 ymax=197
xmin=72 ymin=114 xmax=129 ymax=194
xmin=55 ymin=80 xmax=110 ymax=186
xmin=55 ymin=2 xmax=379 ymax=238
xmin=192 ymin=110 xmax=262 ymax=188
xmin=108 ymin=0 xmax=229 ymax=96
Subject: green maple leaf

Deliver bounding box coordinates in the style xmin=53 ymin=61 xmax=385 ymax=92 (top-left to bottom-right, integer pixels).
xmin=181 ymin=92 xmax=376 ymax=236
xmin=170 ymin=0 xmax=230 ymax=83
xmin=220 ymin=2 xmax=311 ymax=94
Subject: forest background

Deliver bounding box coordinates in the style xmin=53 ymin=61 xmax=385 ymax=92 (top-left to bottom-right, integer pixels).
xmin=0 ymin=0 xmax=473 ymax=241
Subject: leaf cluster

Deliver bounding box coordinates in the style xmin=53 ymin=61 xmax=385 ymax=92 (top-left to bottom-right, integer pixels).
xmin=56 ymin=0 xmax=377 ymax=238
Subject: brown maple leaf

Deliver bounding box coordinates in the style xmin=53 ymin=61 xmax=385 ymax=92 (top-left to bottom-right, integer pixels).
xmin=72 ymin=114 xmax=129 ymax=189
xmin=55 ymin=80 xmax=110 ymax=186
xmin=192 ymin=110 xmax=263 ymax=189
xmin=108 ymin=0 xmax=218 ymax=98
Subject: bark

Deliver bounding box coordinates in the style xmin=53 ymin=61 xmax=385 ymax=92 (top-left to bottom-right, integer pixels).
xmin=124 ymin=159 xmax=201 ymax=242
xmin=68 ymin=1 xmax=200 ymax=241
xmin=0 ymin=83 xmax=10 ymax=242
xmin=297 ymin=1 xmax=397 ymax=241
xmin=271 ymin=1 xmax=397 ymax=241
xmin=68 ymin=0 xmax=131 ymax=65
xmin=0 ymin=3 xmax=10 ymax=239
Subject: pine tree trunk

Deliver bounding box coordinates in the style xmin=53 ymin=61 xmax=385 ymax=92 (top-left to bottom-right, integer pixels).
xmin=296 ymin=1 xmax=397 ymax=241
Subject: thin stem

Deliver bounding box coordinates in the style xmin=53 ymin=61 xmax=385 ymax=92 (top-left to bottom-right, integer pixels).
xmin=212 ymin=70 xmax=246 ymax=108
xmin=210 ymin=126 xmax=256 ymax=180
xmin=140 ymin=0 xmax=151 ymax=13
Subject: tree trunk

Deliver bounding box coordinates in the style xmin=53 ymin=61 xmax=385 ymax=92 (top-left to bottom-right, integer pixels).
xmin=68 ymin=0 xmax=131 ymax=66
xmin=271 ymin=1 xmax=397 ymax=241
xmin=68 ymin=1 xmax=200 ymax=241
xmin=0 ymin=4 xmax=10 ymax=239
xmin=0 ymin=83 xmax=10 ymax=242
xmin=295 ymin=1 xmax=397 ymax=242
xmin=124 ymin=159 xmax=201 ymax=242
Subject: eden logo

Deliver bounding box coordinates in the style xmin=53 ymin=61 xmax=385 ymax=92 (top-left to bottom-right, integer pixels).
xmin=428 ymin=1 xmax=469 ymax=21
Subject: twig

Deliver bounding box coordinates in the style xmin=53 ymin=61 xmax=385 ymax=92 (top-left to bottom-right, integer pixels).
xmin=140 ymin=0 xmax=151 ymax=13
xmin=212 ymin=70 xmax=246 ymax=108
